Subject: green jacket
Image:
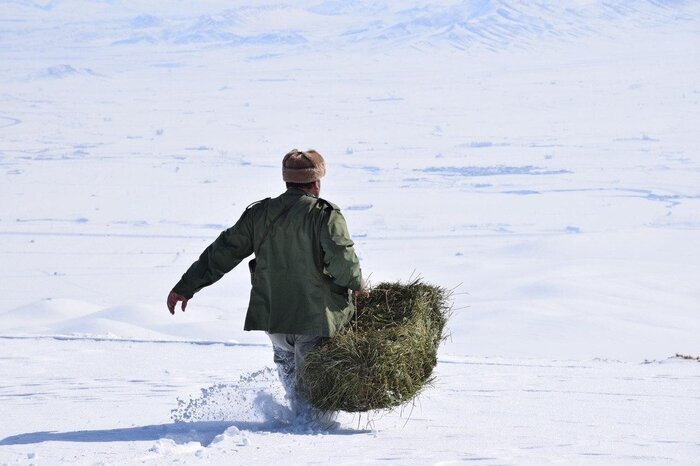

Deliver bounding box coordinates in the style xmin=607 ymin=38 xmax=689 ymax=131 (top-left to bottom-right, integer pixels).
xmin=172 ymin=187 xmax=362 ymax=337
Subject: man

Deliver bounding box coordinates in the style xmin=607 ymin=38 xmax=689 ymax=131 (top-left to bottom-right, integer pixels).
xmin=166 ymin=148 xmax=363 ymax=418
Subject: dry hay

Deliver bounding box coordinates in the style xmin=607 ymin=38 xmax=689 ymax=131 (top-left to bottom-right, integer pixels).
xmin=299 ymin=279 xmax=450 ymax=412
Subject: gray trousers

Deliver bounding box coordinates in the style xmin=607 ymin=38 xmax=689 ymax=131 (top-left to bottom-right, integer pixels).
xmin=267 ymin=333 xmax=326 ymax=412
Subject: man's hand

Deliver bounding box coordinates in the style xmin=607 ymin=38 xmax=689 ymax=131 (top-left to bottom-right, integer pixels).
xmin=167 ymin=291 xmax=188 ymax=315
xmin=353 ymin=279 xmax=369 ymax=299
xmin=353 ymin=289 xmax=368 ymax=299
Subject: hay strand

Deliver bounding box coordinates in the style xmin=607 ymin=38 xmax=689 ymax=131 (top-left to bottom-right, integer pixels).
xmin=299 ymin=278 xmax=450 ymax=412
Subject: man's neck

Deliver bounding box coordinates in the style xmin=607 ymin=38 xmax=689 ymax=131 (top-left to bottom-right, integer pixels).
xmin=287 ymin=186 xmax=319 ymax=198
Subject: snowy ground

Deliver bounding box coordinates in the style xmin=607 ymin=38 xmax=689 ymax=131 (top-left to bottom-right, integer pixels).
xmin=1 ymin=338 xmax=699 ymax=465
xmin=1 ymin=1 xmax=699 ymax=464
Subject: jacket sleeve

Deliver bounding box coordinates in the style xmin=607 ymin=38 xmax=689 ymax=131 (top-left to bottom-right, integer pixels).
xmin=320 ymin=208 xmax=362 ymax=291
xmin=172 ymin=209 xmax=255 ymax=299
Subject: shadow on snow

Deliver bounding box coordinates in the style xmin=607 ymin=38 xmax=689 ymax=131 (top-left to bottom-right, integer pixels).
xmin=0 ymin=420 xmax=367 ymax=447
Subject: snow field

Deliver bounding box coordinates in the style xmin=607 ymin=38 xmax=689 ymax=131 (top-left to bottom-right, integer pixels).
xmin=0 ymin=338 xmax=698 ymax=464
xmin=1 ymin=1 xmax=699 ymax=464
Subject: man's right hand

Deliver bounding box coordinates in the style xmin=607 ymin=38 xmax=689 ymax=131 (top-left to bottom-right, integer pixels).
xmin=167 ymin=291 xmax=188 ymax=315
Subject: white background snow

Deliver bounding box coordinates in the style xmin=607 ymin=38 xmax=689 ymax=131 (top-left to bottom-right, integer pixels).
xmin=1 ymin=0 xmax=699 ymax=464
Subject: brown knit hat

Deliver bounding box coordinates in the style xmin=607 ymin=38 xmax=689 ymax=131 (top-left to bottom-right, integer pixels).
xmin=282 ymin=149 xmax=326 ymax=183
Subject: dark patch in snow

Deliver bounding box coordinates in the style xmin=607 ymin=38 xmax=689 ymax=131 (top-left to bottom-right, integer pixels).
xmin=457 ymin=141 xmax=498 ymax=148
xmin=368 ymin=96 xmax=404 ymax=102
xmin=419 ymin=166 xmax=571 ymax=177
xmin=0 ymin=116 xmax=22 ymax=129
xmin=613 ymin=134 xmax=660 ymax=142
xmin=159 ymin=220 xmax=227 ymax=230
xmin=131 ymin=15 xmax=161 ymax=29
xmin=113 ymin=220 xmax=149 ymax=227
xmin=612 ymin=189 xmax=700 ymax=208
xmin=345 ymin=204 xmax=373 ymax=211
xmin=16 ymin=217 xmax=88 ymax=224
xmin=150 ymin=62 xmax=185 ymax=68
xmin=34 ymin=65 xmax=101 ymax=80
xmin=112 ymin=36 xmax=158 ymax=46
xmin=503 ymin=190 xmax=540 ymax=195
xmin=247 ymin=53 xmax=283 ymax=61
xmin=341 ymin=164 xmax=381 ymax=174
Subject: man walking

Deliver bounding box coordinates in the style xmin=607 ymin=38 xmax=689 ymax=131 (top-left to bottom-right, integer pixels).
xmin=167 ymin=149 xmax=363 ymax=419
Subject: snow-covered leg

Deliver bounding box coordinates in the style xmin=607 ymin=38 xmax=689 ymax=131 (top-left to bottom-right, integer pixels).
xmin=272 ymin=344 xmax=295 ymax=401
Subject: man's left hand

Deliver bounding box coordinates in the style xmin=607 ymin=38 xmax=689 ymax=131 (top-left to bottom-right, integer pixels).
xmin=353 ymin=280 xmax=369 ymax=299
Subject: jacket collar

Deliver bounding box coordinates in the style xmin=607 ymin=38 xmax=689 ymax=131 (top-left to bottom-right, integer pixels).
xmin=285 ymin=187 xmax=316 ymax=198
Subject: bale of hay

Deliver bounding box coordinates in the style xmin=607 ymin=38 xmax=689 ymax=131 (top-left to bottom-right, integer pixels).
xmin=299 ymin=279 xmax=450 ymax=412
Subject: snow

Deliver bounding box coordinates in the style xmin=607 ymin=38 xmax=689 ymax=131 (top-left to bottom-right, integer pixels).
xmin=1 ymin=338 xmax=698 ymax=464
xmin=1 ymin=0 xmax=699 ymax=464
